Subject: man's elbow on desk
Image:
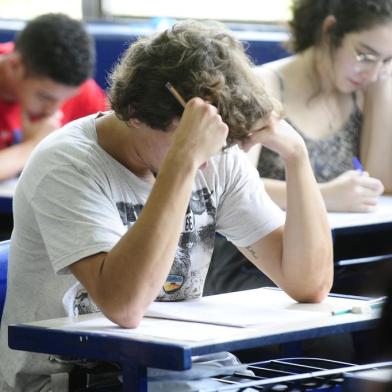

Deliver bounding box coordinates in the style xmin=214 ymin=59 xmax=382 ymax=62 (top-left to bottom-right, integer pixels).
xmin=103 ymin=307 xmax=144 ymax=329
xmin=287 ymin=281 xmax=332 ymax=304
xmin=70 ymin=255 xmax=147 ymax=329
xmin=92 ymin=287 xmax=148 ymax=329
xmin=78 ymin=289 xmax=146 ymax=329
xmin=286 ymin=267 xmax=333 ymax=304
xmin=94 ymin=285 xmax=146 ymax=328
xmin=298 ymin=242 xmax=333 ymax=303
xmin=282 ymin=257 xmax=334 ymax=304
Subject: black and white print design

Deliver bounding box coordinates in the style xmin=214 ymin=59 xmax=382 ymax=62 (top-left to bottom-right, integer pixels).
xmin=116 ymin=187 xmax=216 ymax=301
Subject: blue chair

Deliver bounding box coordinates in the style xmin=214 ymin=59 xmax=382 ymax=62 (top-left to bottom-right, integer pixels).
xmin=0 ymin=240 xmax=9 ymax=319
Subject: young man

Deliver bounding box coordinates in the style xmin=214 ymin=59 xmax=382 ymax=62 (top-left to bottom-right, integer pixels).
xmin=0 ymin=13 xmax=106 ymax=181
xmin=0 ymin=20 xmax=333 ymax=391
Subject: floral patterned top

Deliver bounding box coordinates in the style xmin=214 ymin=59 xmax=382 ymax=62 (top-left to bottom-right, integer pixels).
xmin=258 ymin=67 xmax=363 ymax=182
xmin=258 ymin=106 xmax=362 ymax=182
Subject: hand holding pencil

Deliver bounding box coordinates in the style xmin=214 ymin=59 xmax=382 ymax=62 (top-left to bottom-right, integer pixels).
xmin=165 ymin=82 xmax=228 ymax=167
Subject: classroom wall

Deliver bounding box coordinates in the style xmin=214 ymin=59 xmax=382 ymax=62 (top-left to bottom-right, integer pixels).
xmin=0 ymin=19 xmax=290 ymax=91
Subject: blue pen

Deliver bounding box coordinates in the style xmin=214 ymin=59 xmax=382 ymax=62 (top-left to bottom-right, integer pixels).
xmin=352 ymin=156 xmax=364 ymax=172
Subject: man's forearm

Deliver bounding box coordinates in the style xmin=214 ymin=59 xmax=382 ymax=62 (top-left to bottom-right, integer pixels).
xmin=94 ymin=149 xmax=199 ymax=326
xmin=282 ymin=151 xmax=333 ymax=302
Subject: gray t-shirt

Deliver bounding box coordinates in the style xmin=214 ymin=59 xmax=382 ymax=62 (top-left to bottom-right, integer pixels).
xmin=0 ymin=113 xmax=284 ymax=391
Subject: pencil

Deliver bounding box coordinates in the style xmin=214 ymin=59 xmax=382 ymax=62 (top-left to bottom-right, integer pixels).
xmin=165 ymin=82 xmax=227 ymax=154
xmin=165 ymin=82 xmax=187 ymax=108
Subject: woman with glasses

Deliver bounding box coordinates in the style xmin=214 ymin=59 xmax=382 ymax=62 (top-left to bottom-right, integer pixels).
xmin=205 ymin=0 xmax=392 ymax=298
xmin=250 ymin=0 xmax=391 ymax=212
xmin=204 ymin=2 xmax=391 ymax=362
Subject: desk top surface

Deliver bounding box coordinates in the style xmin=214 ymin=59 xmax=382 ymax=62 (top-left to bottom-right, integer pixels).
xmin=328 ymin=195 xmax=392 ymax=230
xmin=9 ymin=289 xmax=379 ymax=370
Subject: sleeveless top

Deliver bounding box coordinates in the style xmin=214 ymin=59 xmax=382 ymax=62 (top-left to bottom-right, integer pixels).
xmin=257 ymin=71 xmax=363 ymax=183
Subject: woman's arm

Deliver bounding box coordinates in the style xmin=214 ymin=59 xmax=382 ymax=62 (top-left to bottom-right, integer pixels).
xmin=259 ymin=169 xmax=383 ymax=212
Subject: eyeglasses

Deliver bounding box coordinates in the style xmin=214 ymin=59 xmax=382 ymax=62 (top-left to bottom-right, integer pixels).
xmin=351 ymin=42 xmax=392 ymax=78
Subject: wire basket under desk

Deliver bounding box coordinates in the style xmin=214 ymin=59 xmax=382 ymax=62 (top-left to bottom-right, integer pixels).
xmin=208 ymin=357 xmax=392 ymax=391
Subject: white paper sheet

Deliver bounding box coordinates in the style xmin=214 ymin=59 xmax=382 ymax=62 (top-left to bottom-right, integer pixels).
xmin=144 ymin=288 xmax=377 ymax=328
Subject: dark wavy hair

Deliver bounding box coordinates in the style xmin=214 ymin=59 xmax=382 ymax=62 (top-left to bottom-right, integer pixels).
xmin=15 ymin=13 xmax=95 ymax=86
xmin=108 ymin=20 xmax=273 ymax=144
xmin=288 ymin=0 xmax=392 ymax=53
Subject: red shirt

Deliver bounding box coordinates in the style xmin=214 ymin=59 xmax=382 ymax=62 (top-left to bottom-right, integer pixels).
xmin=0 ymin=42 xmax=107 ymax=149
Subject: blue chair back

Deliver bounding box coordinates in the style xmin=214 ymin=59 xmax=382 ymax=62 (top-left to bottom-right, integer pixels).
xmin=0 ymin=240 xmax=9 ymax=319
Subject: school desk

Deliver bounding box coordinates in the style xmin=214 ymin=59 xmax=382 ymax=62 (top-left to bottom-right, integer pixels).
xmin=329 ymin=194 xmax=392 ymax=266
xmin=8 ymin=288 xmax=380 ymax=392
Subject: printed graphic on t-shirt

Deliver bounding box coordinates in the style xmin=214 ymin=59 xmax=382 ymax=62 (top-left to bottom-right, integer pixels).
xmin=163 ymin=274 xmax=184 ymax=294
xmin=116 ymin=201 xmax=143 ymax=224
xmin=115 ymin=187 xmax=216 ymax=301
xmin=159 ymin=187 xmax=216 ymax=301
xmin=62 ymin=282 xmax=100 ymax=317
xmin=73 ymin=289 xmax=100 ymax=316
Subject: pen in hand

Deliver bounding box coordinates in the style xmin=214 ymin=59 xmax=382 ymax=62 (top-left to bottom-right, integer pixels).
xmin=352 ymin=156 xmax=364 ymax=172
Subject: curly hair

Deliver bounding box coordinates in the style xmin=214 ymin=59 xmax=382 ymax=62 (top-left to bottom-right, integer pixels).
xmin=288 ymin=0 xmax=392 ymax=53
xmin=108 ymin=20 xmax=273 ymax=144
xmin=15 ymin=13 xmax=95 ymax=86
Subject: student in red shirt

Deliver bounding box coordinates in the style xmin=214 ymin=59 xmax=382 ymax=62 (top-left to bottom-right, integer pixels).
xmin=0 ymin=13 xmax=107 ymax=180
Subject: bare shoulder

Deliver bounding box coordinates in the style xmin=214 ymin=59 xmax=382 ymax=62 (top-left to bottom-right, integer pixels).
xmin=254 ymin=56 xmax=294 ymax=98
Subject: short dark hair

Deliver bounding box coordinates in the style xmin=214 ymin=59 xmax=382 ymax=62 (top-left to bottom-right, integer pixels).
xmin=288 ymin=0 xmax=392 ymax=53
xmin=108 ymin=20 xmax=273 ymax=144
xmin=15 ymin=13 xmax=95 ymax=86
